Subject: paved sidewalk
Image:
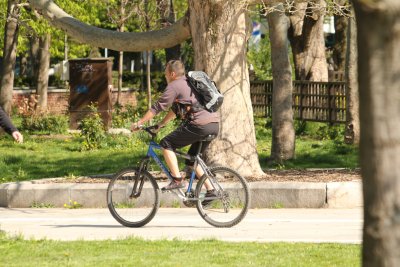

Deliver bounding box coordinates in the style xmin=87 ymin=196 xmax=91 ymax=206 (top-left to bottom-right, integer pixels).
xmin=0 ymin=208 xmax=363 ymax=243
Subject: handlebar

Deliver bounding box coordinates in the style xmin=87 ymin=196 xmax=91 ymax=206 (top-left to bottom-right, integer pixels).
xmin=135 ymin=125 xmax=159 ymax=140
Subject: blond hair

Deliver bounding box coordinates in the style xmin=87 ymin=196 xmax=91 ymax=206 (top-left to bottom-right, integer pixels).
xmin=165 ymin=60 xmax=185 ymax=77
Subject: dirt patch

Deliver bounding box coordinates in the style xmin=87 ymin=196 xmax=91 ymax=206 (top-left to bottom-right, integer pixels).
xmin=32 ymin=169 xmax=361 ymax=184
xmin=255 ymin=169 xmax=361 ymax=183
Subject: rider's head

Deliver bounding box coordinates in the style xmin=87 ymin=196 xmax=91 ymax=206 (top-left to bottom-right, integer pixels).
xmin=165 ymin=60 xmax=185 ymax=84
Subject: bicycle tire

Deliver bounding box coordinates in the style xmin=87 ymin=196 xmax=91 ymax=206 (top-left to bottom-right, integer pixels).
xmin=195 ymin=166 xmax=250 ymax=228
xmin=107 ymin=168 xmax=160 ymax=227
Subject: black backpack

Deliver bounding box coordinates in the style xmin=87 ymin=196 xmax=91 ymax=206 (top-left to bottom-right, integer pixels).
xmin=186 ymin=71 xmax=224 ymax=112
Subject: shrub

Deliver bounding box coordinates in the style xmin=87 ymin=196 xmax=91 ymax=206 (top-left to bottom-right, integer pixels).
xmin=112 ymin=103 xmax=140 ymax=128
xmin=78 ymin=104 xmax=106 ymax=150
xmin=21 ymin=114 xmax=68 ymax=134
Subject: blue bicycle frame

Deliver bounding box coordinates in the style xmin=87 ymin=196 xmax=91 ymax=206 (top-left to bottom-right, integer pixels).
xmin=144 ymin=141 xmax=201 ymax=194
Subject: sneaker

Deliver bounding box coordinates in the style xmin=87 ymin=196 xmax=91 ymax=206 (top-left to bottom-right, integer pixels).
xmin=202 ymin=189 xmax=218 ymax=207
xmin=161 ymin=178 xmax=185 ymax=191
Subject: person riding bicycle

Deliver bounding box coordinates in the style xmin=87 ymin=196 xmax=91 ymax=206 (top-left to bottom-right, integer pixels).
xmin=0 ymin=106 xmax=23 ymax=143
xmin=131 ymin=60 xmax=219 ymax=193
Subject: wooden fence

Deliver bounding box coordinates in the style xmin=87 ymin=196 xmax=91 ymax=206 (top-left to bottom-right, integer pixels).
xmin=250 ymin=80 xmax=347 ymax=123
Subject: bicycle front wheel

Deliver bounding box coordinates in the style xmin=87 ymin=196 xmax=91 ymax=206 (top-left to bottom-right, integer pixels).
xmin=107 ymin=168 xmax=160 ymax=227
xmin=195 ymin=166 xmax=250 ymax=228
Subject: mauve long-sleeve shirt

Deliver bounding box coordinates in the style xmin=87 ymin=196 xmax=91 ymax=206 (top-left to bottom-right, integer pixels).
xmin=0 ymin=106 xmax=17 ymax=135
xmin=150 ymin=76 xmax=220 ymax=125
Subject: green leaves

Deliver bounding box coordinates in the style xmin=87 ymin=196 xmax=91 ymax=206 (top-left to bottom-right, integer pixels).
xmin=78 ymin=104 xmax=107 ymax=150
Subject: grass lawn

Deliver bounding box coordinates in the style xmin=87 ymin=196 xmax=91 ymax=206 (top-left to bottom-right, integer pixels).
xmin=0 ymin=232 xmax=360 ymax=267
xmin=0 ymin=134 xmax=143 ymax=183
xmin=0 ymin=119 xmax=359 ymax=183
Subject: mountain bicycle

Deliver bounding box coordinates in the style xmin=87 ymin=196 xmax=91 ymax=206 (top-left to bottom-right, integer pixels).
xmin=106 ymin=126 xmax=250 ymax=228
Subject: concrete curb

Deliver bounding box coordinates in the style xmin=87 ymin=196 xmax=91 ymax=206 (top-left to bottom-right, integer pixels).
xmin=0 ymin=180 xmax=362 ymax=209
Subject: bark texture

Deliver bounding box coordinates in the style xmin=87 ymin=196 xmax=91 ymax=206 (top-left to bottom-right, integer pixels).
xmin=288 ymin=0 xmax=328 ymax=81
xmin=344 ymin=11 xmax=359 ymax=145
xmin=352 ymin=0 xmax=400 ymax=266
xmin=37 ymin=33 xmax=51 ymax=111
xmin=29 ymin=36 xmax=40 ymax=82
xmin=268 ymin=3 xmax=295 ymax=162
xmin=28 ymin=0 xmax=190 ymax=52
xmin=188 ymin=0 xmax=263 ymax=176
xmin=333 ymin=14 xmax=348 ymax=73
xmin=0 ymin=0 xmax=20 ymax=114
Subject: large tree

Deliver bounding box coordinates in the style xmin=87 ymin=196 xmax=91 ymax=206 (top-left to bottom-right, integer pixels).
xmin=28 ymin=0 xmax=264 ymax=176
xmin=344 ymin=9 xmax=359 ymax=145
xmin=288 ymin=0 xmax=329 ymax=81
xmin=267 ymin=3 xmax=295 ymax=162
xmin=352 ymin=0 xmax=400 ymax=265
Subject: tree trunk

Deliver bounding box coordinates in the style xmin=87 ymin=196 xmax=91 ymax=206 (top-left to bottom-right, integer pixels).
xmin=333 ymin=15 xmax=348 ymax=74
xmin=158 ymin=0 xmax=181 ymax=61
xmin=37 ymin=33 xmax=51 ymax=112
xmin=188 ymin=0 xmax=263 ymax=177
xmin=64 ymin=34 xmax=68 ymax=60
xmin=0 ymin=0 xmax=20 ymax=114
xmin=352 ymin=0 xmax=400 ymax=266
xmin=344 ymin=10 xmax=359 ymax=145
xmin=268 ymin=3 xmax=295 ymax=162
xmin=29 ymin=36 xmax=40 ymax=85
xmin=20 ymin=54 xmax=28 ymax=77
xmin=145 ymin=0 xmax=152 ymax=110
xmin=117 ymin=50 xmax=123 ymax=104
xmin=288 ymin=0 xmax=328 ymax=81
xmin=146 ymin=50 xmax=151 ymax=110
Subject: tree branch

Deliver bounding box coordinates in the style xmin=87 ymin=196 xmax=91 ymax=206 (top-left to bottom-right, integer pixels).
xmin=28 ymin=0 xmax=190 ymax=52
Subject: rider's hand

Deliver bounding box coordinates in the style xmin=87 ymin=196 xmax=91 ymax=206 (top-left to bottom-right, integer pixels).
xmin=12 ymin=131 xmax=23 ymax=143
xmin=149 ymin=124 xmax=162 ymax=133
xmin=130 ymin=122 xmax=142 ymax=132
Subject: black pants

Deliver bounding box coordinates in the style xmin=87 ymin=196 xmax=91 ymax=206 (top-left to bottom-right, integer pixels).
xmin=159 ymin=122 xmax=219 ymax=166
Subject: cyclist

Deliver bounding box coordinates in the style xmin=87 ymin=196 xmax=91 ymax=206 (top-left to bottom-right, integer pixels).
xmin=0 ymin=106 xmax=23 ymax=143
xmin=131 ymin=60 xmax=219 ymax=196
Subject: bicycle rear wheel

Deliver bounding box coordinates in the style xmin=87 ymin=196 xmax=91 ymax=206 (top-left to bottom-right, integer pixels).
xmin=195 ymin=166 xmax=250 ymax=228
xmin=107 ymin=168 xmax=160 ymax=227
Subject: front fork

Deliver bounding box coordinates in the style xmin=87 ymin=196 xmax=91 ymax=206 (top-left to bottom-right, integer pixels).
xmin=129 ymin=157 xmax=150 ymax=198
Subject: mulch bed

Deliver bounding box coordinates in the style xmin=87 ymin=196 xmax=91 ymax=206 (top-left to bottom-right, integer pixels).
xmin=32 ymin=169 xmax=361 ymax=184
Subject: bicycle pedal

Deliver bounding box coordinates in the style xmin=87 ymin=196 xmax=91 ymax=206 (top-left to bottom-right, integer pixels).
xmin=161 ymin=188 xmax=170 ymax=193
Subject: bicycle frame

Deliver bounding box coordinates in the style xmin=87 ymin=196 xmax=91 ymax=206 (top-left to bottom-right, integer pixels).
xmin=138 ymin=140 xmax=212 ymax=196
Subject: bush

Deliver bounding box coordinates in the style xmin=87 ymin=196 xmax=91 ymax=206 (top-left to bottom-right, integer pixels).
xmin=21 ymin=114 xmax=68 ymax=134
xmin=294 ymin=120 xmax=307 ymax=136
xmin=112 ymin=103 xmax=139 ymax=128
xmin=78 ymin=104 xmax=106 ymax=150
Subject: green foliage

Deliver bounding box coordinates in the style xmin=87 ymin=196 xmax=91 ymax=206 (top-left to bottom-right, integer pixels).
xmin=120 ymin=71 xmax=167 ymax=91
xmin=21 ymin=114 xmax=69 ymax=134
xmin=181 ymin=39 xmax=195 ymax=70
xmin=30 ymin=202 xmax=55 ymax=208
xmin=294 ymin=120 xmax=307 ymax=136
xmin=111 ymin=103 xmax=138 ymax=128
xmin=78 ymin=104 xmax=106 ymax=150
xmin=298 ymin=122 xmax=345 ymax=141
xmin=255 ymin=118 xmax=359 ymax=169
xmin=247 ymin=37 xmax=273 ymax=80
xmin=63 ymin=199 xmax=83 ymax=209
